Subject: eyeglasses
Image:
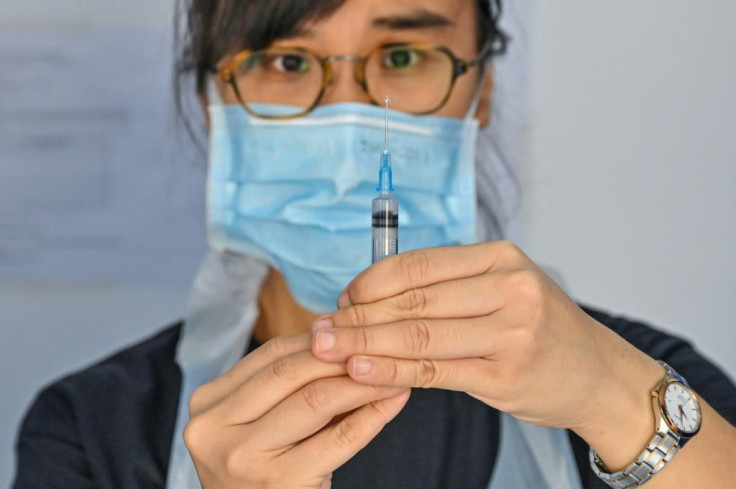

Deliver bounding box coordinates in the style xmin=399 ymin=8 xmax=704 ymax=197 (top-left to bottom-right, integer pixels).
xmin=217 ymin=42 xmax=491 ymax=119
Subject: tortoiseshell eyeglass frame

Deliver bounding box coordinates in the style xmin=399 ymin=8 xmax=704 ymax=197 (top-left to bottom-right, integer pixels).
xmin=213 ymin=39 xmax=492 ymax=120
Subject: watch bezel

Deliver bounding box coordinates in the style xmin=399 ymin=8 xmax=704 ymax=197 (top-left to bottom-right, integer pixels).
xmin=657 ymin=379 xmax=702 ymax=436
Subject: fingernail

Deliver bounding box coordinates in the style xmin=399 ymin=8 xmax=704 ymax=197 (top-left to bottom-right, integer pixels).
xmin=312 ymin=316 xmax=333 ymax=332
xmin=315 ymin=330 xmax=336 ymax=353
xmin=352 ymin=357 xmax=373 ymax=375
xmin=338 ymin=293 xmax=352 ymax=309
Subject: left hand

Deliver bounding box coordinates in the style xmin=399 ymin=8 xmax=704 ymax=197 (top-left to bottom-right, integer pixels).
xmin=310 ymin=241 xmax=661 ymax=433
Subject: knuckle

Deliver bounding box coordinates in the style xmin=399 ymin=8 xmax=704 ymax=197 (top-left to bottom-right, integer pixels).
xmin=520 ymin=324 xmax=543 ymax=357
xmin=262 ymin=336 xmax=290 ymax=360
xmin=512 ymin=270 xmax=545 ymax=305
xmin=516 ymin=324 xmax=536 ymax=347
xmin=445 ymin=320 xmax=465 ymax=344
xmin=417 ymin=359 xmax=442 ymax=388
xmin=301 ymin=382 xmax=332 ymax=412
xmin=188 ymin=384 xmax=211 ymax=417
xmin=270 ymin=356 xmax=299 ymax=382
xmin=493 ymin=390 xmax=521 ymax=414
xmin=358 ymin=326 xmax=374 ymax=351
xmin=497 ymin=240 xmax=525 ymax=263
xmin=387 ymin=360 xmax=401 ymax=383
xmin=224 ymin=445 xmax=260 ymax=483
xmin=404 ymin=319 xmax=432 ymax=354
xmin=500 ymin=240 xmax=522 ymax=256
xmin=183 ymin=416 xmax=209 ymax=456
xmin=502 ymin=365 xmax=523 ymax=395
xmin=223 ymin=448 xmax=244 ymax=480
xmin=399 ymin=250 xmax=431 ymax=285
xmin=505 ymin=325 xmax=536 ymax=361
xmin=364 ymin=397 xmax=392 ymax=419
xmin=347 ymin=304 xmax=367 ymax=326
xmin=333 ymin=418 xmax=362 ymax=447
xmin=349 ymin=279 xmax=370 ymax=304
xmin=185 ymin=418 xmax=275 ymax=487
xmin=398 ymin=288 xmax=429 ymax=317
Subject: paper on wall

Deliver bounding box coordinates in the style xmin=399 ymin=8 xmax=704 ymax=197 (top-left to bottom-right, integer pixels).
xmin=0 ymin=25 xmax=207 ymax=285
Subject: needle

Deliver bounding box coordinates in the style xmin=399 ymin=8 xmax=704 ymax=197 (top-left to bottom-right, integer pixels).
xmin=384 ymin=95 xmax=390 ymax=153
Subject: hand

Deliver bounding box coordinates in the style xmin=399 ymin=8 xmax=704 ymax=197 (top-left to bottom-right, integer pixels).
xmin=310 ymin=241 xmax=662 ymax=436
xmin=184 ymin=333 xmax=410 ymax=489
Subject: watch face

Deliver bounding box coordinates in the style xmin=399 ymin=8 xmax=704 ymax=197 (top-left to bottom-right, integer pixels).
xmin=663 ymin=382 xmax=702 ymax=434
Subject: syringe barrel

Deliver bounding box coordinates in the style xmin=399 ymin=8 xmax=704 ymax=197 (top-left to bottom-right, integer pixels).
xmin=372 ymin=194 xmax=398 ymax=263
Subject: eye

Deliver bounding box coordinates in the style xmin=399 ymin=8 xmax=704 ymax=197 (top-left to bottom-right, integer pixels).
xmin=384 ymin=48 xmax=422 ymax=70
xmin=275 ymin=53 xmax=309 ymax=72
xmin=268 ymin=53 xmax=310 ymax=73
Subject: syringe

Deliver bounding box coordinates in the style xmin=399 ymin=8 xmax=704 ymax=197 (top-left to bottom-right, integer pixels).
xmin=372 ymin=96 xmax=399 ymax=264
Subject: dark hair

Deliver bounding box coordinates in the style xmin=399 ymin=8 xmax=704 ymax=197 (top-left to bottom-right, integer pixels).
xmin=174 ymin=0 xmax=507 ymax=123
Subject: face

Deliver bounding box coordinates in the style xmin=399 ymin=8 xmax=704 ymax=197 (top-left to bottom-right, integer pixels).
xmin=211 ymin=0 xmax=492 ymax=123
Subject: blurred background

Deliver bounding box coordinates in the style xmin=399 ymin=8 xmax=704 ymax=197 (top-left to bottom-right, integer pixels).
xmin=1 ymin=0 xmax=734 ymax=486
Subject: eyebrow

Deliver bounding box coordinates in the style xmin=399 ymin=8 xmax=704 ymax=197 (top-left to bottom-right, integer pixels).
xmin=286 ymin=8 xmax=453 ymax=40
xmin=371 ymin=8 xmax=453 ymax=30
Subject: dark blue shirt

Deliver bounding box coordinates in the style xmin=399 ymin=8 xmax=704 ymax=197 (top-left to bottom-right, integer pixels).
xmin=12 ymin=306 xmax=736 ymax=489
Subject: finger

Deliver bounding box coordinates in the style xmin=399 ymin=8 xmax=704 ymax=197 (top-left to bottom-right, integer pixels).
xmin=330 ymin=271 xmax=510 ymax=327
xmin=312 ymin=316 xmax=500 ymax=363
xmin=345 ymin=355 xmax=489 ymax=393
xmin=249 ymin=376 xmax=407 ymax=449
xmin=284 ymin=389 xmax=411 ymax=476
xmin=208 ymin=350 xmax=348 ymax=424
xmin=340 ymin=241 xmax=526 ymax=307
xmin=189 ymin=334 xmax=312 ymax=416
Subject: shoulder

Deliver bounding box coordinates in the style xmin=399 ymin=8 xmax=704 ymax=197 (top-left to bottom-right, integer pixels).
xmin=25 ymin=320 xmax=182 ymax=421
xmin=15 ymin=322 xmax=183 ymax=489
xmin=33 ymin=322 xmax=183 ymax=417
xmin=59 ymin=320 xmax=182 ymax=393
xmin=581 ymin=305 xmax=736 ymax=424
xmin=581 ymin=305 xmax=692 ymax=358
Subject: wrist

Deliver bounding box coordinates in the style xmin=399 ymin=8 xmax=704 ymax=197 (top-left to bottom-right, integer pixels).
xmin=573 ymin=322 xmax=665 ymax=471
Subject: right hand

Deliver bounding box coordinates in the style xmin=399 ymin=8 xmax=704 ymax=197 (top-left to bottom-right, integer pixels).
xmin=184 ymin=333 xmax=411 ymax=489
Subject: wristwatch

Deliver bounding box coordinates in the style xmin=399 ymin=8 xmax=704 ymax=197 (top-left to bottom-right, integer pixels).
xmin=589 ymin=360 xmax=702 ymax=488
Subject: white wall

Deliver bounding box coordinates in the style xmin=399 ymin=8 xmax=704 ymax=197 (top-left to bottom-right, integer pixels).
xmin=0 ymin=1 xmax=191 ymax=487
xmin=525 ymin=0 xmax=736 ymax=378
xmin=0 ymin=0 xmax=170 ymax=27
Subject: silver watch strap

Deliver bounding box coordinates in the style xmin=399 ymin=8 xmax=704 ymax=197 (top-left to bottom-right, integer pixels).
xmin=589 ymin=420 xmax=680 ymax=488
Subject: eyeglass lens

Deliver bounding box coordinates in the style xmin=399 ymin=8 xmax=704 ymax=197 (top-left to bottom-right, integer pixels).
xmin=232 ymin=46 xmax=456 ymax=117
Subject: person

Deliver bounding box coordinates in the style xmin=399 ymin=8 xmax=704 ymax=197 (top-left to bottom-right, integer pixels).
xmin=12 ymin=0 xmax=736 ymax=488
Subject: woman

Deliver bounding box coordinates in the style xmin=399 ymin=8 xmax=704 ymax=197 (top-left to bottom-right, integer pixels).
xmin=13 ymin=0 xmax=736 ymax=488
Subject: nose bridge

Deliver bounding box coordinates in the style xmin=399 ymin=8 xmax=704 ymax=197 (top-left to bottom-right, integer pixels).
xmin=321 ymin=54 xmax=371 ymax=105
xmin=325 ymin=55 xmax=366 ymax=84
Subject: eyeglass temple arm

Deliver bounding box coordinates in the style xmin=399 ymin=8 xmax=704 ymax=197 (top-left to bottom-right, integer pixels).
xmin=455 ymin=36 xmax=494 ymax=76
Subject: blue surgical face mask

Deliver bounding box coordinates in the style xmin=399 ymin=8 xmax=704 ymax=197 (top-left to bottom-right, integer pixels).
xmin=207 ymin=98 xmax=479 ymax=313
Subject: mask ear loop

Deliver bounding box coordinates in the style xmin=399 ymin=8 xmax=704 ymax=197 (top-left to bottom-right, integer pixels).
xmin=206 ymin=76 xmax=224 ymax=106
xmin=465 ymin=59 xmax=491 ymax=122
